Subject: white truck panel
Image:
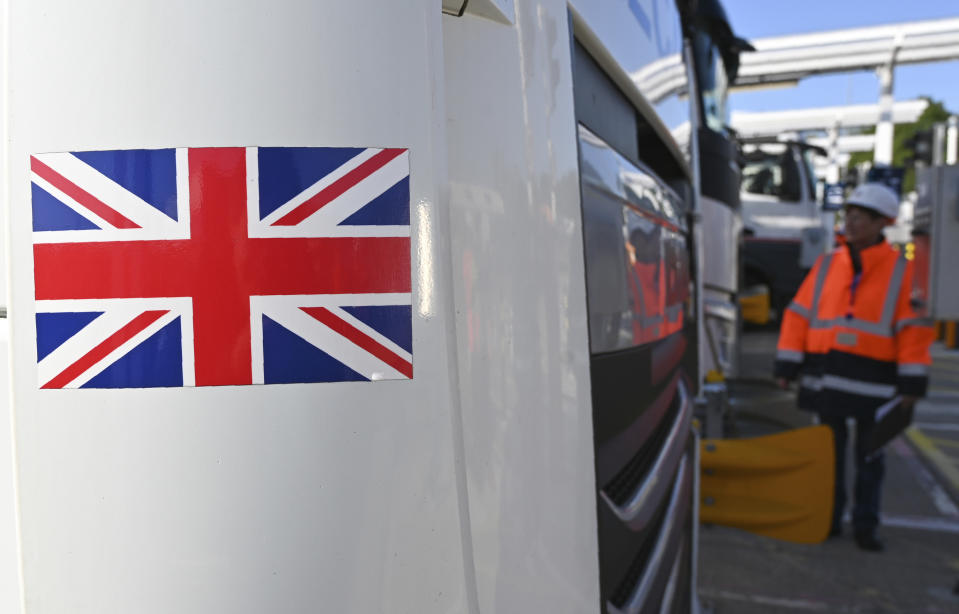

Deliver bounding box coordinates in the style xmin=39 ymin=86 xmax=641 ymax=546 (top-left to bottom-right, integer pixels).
xmin=7 ymin=2 xmax=469 ymax=612
xmin=443 ymin=4 xmax=599 ymax=612
xmin=0 ymin=324 xmax=20 ymax=614
xmin=700 ymin=196 xmax=740 ymax=296
xmin=700 ymin=195 xmax=741 ymax=376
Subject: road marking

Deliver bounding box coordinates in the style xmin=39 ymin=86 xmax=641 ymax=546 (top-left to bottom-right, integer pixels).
xmin=927 ymin=436 xmax=959 ymax=449
xmin=881 ymin=514 xmax=959 ymax=534
xmin=891 ymin=437 xmax=959 ymax=517
xmin=921 ymin=390 xmax=959 ymax=401
xmin=915 ymin=405 xmax=959 ymax=418
xmin=905 ymin=427 xmax=959 ymax=500
xmin=915 ymin=422 xmax=959 ymax=432
xmin=698 ymin=589 xmax=830 ymax=611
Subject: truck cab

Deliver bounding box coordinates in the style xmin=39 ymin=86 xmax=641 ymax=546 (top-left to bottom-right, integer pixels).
xmin=740 ymin=139 xmax=828 ymax=317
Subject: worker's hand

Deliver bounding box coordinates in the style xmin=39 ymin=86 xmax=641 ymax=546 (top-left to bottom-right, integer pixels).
xmin=900 ymin=395 xmax=919 ymax=410
xmin=776 ymin=377 xmax=790 ymax=390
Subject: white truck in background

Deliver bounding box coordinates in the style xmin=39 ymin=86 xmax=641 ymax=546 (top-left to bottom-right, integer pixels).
xmin=740 ymin=139 xmax=831 ymax=320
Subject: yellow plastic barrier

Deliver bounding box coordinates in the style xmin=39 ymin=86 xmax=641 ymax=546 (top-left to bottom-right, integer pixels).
xmin=700 ymin=425 xmax=835 ymax=544
xmin=739 ymin=286 xmax=771 ymax=326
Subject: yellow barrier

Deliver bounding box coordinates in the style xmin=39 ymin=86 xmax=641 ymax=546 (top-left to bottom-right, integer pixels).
xmin=700 ymin=426 xmax=835 ymax=544
xmin=739 ymin=287 xmax=771 ymax=326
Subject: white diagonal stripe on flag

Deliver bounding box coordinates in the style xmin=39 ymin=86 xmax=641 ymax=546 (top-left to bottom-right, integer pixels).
xmin=31 ymin=172 xmax=113 ymax=230
xmin=33 ymin=152 xmax=184 ymax=234
xmin=60 ymin=310 xmax=181 ymax=389
xmin=255 ymin=147 xmax=380 ymax=229
xmin=302 ymin=149 xmax=409 ymax=228
xmin=326 ymin=305 xmax=411 ymax=363
xmin=38 ymin=308 xmax=178 ymax=388
xmin=250 ymin=294 xmax=411 ymax=385
xmin=36 ymin=298 xmax=194 ymax=388
xmin=255 ymin=301 xmax=407 ymax=382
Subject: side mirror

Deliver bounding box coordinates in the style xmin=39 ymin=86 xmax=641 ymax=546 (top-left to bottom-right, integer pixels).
xmin=821 ymin=183 xmax=845 ymax=212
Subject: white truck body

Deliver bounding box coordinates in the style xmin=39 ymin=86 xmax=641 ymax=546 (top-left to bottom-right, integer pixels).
xmin=4 ymin=1 xmax=701 ymax=612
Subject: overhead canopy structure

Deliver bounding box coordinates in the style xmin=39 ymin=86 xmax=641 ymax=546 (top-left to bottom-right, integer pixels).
xmin=736 ymin=18 xmax=959 ymax=87
xmin=732 ymin=100 xmax=929 ymax=183
xmin=731 ymin=99 xmax=928 ymax=138
xmin=733 ymin=18 xmax=959 ymax=165
xmin=806 ymin=134 xmax=874 ymax=154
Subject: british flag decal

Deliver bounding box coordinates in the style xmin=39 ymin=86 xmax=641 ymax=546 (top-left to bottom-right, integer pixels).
xmin=31 ymin=147 xmax=413 ymax=388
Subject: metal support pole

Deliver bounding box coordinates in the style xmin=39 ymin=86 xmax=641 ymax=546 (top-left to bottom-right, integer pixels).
xmin=947 ymin=116 xmax=958 ymax=165
xmin=827 ymin=123 xmax=841 ymax=183
xmin=934 ymin=123 xmax=948 ymax=167
xmin=873 ymin=62 xmax=896 ymax=167
xmin=817 ymin=122 xmax=841 ymax=255
xmin=873 ymin=37 xmax=901 ymax=167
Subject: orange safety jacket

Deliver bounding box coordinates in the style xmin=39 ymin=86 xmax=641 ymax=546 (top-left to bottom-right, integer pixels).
xmin=774 ymin=240 xmax=935 ymax=417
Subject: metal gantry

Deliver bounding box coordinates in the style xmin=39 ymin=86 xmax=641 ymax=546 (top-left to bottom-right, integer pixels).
xmin=734 ymin=19 xmax=959 ymax=165
xmin=731 ymin=100 xmax=929 ymax=182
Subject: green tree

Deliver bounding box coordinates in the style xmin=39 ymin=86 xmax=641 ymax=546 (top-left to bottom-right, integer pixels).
xmin=846 ymin=98 xmax=953 ymax=193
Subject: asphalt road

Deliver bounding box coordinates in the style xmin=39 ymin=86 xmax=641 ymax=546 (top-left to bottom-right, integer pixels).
xmin=698 ymin=333 xmax=959 ymax=613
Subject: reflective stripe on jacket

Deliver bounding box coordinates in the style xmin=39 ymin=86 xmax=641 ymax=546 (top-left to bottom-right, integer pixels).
xmin=774 ymin=240 xmax=935 ymax=416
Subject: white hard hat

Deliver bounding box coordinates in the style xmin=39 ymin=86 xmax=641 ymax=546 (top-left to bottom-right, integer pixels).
xmin=845 ymin=182 xmax=899 ymax=220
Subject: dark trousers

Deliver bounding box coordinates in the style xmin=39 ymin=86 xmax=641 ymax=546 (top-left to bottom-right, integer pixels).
xmin=819 ymin=412 xmax=885 ymax=534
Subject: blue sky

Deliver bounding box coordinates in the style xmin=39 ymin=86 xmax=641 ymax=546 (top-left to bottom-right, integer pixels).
xmin=724 ymin=0 xmax=959 ymax=114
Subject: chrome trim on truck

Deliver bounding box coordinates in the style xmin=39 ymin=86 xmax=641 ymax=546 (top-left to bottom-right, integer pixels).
xmin=607 ymin=453 xmax=692 ymax=614
xmin=600 ymin=378 xmax=691 ymax=531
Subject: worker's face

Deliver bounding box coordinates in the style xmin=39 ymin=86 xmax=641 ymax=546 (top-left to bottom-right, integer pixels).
xmin=843 ymin=205 xmax=889 ymax=248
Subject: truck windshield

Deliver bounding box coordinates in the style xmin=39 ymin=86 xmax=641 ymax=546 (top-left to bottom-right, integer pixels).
xmin=740 ymin=145 xmax=802 ymax=201
xmin=694 ymin=30 xmax=729 ymax=134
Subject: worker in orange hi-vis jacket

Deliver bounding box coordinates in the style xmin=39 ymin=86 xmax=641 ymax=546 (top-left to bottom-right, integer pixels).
xmin=774 ymin=182 xmax=936 ymax=553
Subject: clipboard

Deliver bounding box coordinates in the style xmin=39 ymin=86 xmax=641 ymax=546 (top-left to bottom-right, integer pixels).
xmin=865 ymin=396 xmax=914 ymax=458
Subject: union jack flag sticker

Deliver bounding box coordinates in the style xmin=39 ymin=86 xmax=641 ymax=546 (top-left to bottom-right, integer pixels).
xmin=31 ymin=146 xmax=413 ymax=388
